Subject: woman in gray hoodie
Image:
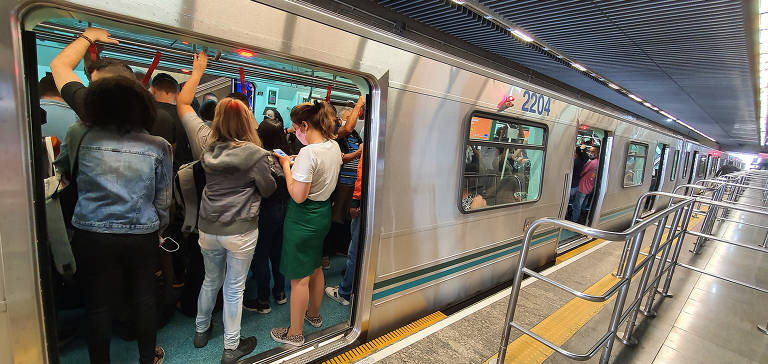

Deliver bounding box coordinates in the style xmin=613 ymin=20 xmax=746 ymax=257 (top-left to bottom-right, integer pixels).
xmin=192 ymin=97 xmax=277 ymax=364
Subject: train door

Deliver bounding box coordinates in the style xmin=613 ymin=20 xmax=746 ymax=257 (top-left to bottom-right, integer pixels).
xmin=560 ymin=125 xmax=608 ymax=249
xmin=23 ymin=13 xmax=373 ymax=364
xmin=644 ymin=143 xmax=668 ymax=211
xmin=688 ymin=151 xmax=699 ymax=184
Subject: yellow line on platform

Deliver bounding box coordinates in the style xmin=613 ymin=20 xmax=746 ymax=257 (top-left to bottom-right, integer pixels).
xmin=555 ymin=238 xmax=603 ymax=264
xmin=485 ymin=213 xmax=704 ymax=364
xmin=321 ymin=311 xmax=447 ymax=364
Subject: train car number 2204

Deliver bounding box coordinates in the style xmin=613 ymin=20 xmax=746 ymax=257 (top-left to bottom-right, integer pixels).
xmin=521 ymin=90 xmax=551 ymax=116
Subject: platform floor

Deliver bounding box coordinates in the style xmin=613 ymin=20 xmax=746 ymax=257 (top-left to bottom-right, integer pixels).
xmin=358 ymin=194 xmax=768 ymax=363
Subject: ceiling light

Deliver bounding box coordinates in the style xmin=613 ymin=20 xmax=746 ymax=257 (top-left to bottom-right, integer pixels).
xmin=235 ymin=49 xmax=256 ymax=58
xmin=181 ymin=41 xmax=189 ymax=45
xmin=484 ymin=15 xmax=493 ymax=20
xmin=510 ymin=29 xmax=533 ymax=42
xmin=571 ymin=63 xmax=587 ymax=71
xmin=452 ymin=0 xmax=467 ymax=4
xmin=628 ymin=94 xmax=642 ymax=102
xmin=180 ymin=68 xmax=191 ymax=74
xmin=607 ymin=83 xmax=620 ymax=89
xmin=659 ymin=111 xmax=673 ymax=118
xmin=642 ymin=102 xmax=652 ymax=108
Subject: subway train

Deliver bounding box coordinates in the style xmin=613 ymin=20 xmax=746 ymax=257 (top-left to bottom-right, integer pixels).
xmin=0 ymin=0 xmax=742 ymax=363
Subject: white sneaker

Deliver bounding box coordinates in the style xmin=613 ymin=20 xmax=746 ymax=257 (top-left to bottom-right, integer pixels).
xmin=324 ymin=286 xmax=350 ymax=306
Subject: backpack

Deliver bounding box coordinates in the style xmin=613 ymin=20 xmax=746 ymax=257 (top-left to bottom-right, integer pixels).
xmin=174 ymin=160 xmax=206 ymax=235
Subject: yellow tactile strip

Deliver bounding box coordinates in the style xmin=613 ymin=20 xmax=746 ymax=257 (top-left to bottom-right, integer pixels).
xmin=486 ymin=213 xmax=705 ymax=364
xmin=555 ymin=238 xmax=604 ymax=264
xmin=322 ymin=311 xmax=447 ymax=364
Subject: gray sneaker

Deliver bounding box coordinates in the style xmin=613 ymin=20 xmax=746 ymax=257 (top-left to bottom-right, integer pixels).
xmin=304 ymin=312 xmax=323 ymax=328
xmin=270 ymin=327 xmax=304 ymax=346
xmin=325 ymin=286 xmax=350 ymax=306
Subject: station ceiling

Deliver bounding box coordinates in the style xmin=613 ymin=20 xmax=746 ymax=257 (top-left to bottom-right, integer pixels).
xmin=368 ymin=0 xmax=760 ymax=151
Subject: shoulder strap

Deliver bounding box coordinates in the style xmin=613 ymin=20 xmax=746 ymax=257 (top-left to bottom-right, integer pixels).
xmin=69 ymin=128 xmax=92 ymax=180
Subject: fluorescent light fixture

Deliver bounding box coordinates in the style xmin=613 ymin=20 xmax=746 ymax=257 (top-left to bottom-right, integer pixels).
xmin=451 ymin=0 xmax=467 ymax=4
xmin=642 ymin=102 xmax=652 ymax=108
xmin=659 ymin=111 xmax=673 ymax=118
xmin=607 ymin=83 xmax=620 ymax=89
xmin=484 ymin=14 xmax=493 ymax=20
xmin=510 ymin=29 xmax=533 ymax=42
xmin=628 ymin=94 xmax=642 ymax=102
xmin=571 ymin=62 xmax=587 ymax=71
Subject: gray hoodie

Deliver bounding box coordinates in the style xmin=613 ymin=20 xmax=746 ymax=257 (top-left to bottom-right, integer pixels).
xmin=198 ymin=141 xmax=277 ymax=236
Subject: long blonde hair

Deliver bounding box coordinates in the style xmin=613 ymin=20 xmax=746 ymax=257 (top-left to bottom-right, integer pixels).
xmin=210 ymin=98 xmax=262 ymax=147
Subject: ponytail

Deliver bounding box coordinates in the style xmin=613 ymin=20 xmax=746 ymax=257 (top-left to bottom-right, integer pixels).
xmin=289 ymin=100 xmax=337 ymax=140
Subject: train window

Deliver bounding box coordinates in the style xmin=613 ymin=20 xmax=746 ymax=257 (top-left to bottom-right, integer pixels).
xmin=623 ymin=142 xmax=648 ymax=187
xmin=710 ymin=157 xmax=719 ymax=175
xmin=669 ymin=149 xmax=680 ymax=181
xmin=682 ymin=151 xmax=691 ymax=179
xmin=461 ymin=112 xmax=546 ymax=212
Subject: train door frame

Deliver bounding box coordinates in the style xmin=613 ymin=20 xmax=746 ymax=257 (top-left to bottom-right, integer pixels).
xmin=644 ymin=143 xmax=668 ymax=211
xmin=17 ymin=7 xmax=384 ymax=363
xmin=688 ymin=151 xmax=699 ymax=184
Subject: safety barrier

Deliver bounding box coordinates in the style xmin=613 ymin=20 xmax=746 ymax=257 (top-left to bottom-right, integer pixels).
xmin=490 ymin=170 xmax=768 ymax=364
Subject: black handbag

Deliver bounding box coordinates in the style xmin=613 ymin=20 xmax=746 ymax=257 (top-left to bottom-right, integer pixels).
xmin=53 ymin=127 xmax=91 ymax=229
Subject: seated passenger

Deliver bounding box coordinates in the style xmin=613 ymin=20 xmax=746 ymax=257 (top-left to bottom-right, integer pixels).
xmin=461 ymin=186 xmax=488 ymax=211
xmin=271 ymin=101 xmax=342 ymax=346
xmin=39 ymin=73 xmax=79 ymax=142
xmin=50 ymin=27 xmax=168 ymax=364
xmin=244 ymin=116 xmax=291 ymax=313
xmin=192 ymin=98 xmax=277 ymax=364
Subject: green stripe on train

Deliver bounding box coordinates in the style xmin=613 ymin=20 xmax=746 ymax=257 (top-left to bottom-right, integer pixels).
xmin=371 ymin=230 xmax=559 ymax=301
xmin=599 ymin=205 xmax=635 ymax=222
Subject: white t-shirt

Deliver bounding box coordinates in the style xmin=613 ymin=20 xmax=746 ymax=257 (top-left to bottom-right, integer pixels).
xmin=292 ymin=140 xmax=342 ymax=201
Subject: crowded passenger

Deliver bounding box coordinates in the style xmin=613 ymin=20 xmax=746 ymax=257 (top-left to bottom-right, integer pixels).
xmin=39 ymin=73 xmax=79 ymax=142
xmin=325 ymin=146 xmax=364 ymax=304
xmin=50 ymin=27 xmax=170 ymax=364
xmin=199 ymin=93 xmax=219 ymax=125
xmin=243 ymin=113 xmax=290 ymax=313
xmin=192 ymin=96 xmax=276 ymax=363
xmin=322 ymin=97 xmax=365 ymax=269
xmin=568 ymin=146 xmax=600 ymax=223
xmin=715 ymin=161 xmax=741 ymax=177
xmin=271 ymin=101 xmax=342 ymax=346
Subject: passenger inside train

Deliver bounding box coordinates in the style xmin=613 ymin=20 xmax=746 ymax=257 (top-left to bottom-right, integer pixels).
xmin=34 ymin=17 xmax=369 ymax=364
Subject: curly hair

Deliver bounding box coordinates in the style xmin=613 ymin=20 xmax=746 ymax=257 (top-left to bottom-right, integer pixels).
xmin=289 ymin=100 xmax=336 ymax=140
xmin=83 ymin=76 xmax=156 ymax=134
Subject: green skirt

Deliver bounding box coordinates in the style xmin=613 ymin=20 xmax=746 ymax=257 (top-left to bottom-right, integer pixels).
xmin=280 ymin=198 xmax=331 ymax=279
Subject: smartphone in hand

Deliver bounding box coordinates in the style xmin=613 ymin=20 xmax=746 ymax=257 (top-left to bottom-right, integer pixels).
xmin=273 ymin=149 xmax=288 ymax=157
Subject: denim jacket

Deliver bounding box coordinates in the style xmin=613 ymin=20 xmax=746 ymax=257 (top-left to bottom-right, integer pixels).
xmin=54 ymin=123 xmax=173 ymax=234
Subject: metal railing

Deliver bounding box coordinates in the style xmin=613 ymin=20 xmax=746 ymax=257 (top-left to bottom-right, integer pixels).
xmin=490 ymin=170 xmax=768 ymax=364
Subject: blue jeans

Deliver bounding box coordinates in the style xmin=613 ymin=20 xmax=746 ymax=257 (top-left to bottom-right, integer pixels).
xmin=196 ymin=229 xmax=257 ymax=350
xmin=571 ymin=191 xmax=589 ymax=223
xmin=338 ymin=216 xmax=361 ymax=300
xmin=250 ymin=200 xmax=286 ymax=301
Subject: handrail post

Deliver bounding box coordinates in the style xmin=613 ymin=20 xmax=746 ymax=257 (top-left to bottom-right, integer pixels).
xmin=615 ymin=197 xmax=647 ymax=278
xmin=660 ymin=201 xmax=696 ymax=296
xmin=641 ymin=204 xmax=685 ymax=317
xmin=493 ymin=224 xmax=539 ymax=364
xmin=619 ymin=214 xmax=669 ymax=345
xmin=600 ymin=233 xmax=644 ymax=364
xmin=691 ymin=183 xmax=725 ymax=254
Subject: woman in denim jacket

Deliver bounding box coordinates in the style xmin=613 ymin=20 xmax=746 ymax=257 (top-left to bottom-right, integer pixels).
xmin=54 ymin=76 xmax=172 ymax=364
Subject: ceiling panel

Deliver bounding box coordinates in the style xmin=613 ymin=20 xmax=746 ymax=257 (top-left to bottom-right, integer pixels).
xmin=375 ymin=0 xmax=758 ymax=149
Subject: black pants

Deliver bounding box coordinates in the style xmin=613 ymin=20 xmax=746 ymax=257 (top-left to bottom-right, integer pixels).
xmin=249 ymin=200 xmax=286 ymax=300
xmin=72 ymin=229 xmax=159 ymax=364
xmin=178 ymin=232 xmax=205 ymax=317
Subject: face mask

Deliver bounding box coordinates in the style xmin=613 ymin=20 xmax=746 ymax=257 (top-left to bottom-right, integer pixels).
xmin=295 ymin=123 xmax=309 ymax=145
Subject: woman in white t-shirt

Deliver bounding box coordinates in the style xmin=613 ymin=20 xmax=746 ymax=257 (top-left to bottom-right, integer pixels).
xmin=271 ymin=101 xmax=342 ymax=346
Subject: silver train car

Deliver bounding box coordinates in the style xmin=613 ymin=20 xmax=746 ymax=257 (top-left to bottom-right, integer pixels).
xmin=0 ymin=0 xmax=726 ymax=363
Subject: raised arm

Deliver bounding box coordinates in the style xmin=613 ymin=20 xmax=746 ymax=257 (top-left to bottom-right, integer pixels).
xmin=177 ymin=51 xmax=208 ymax=119
xmin=336 ymin=95 xmax=365 ymax=138
xmin=50 ymin=27 xmax=118 ymax=91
